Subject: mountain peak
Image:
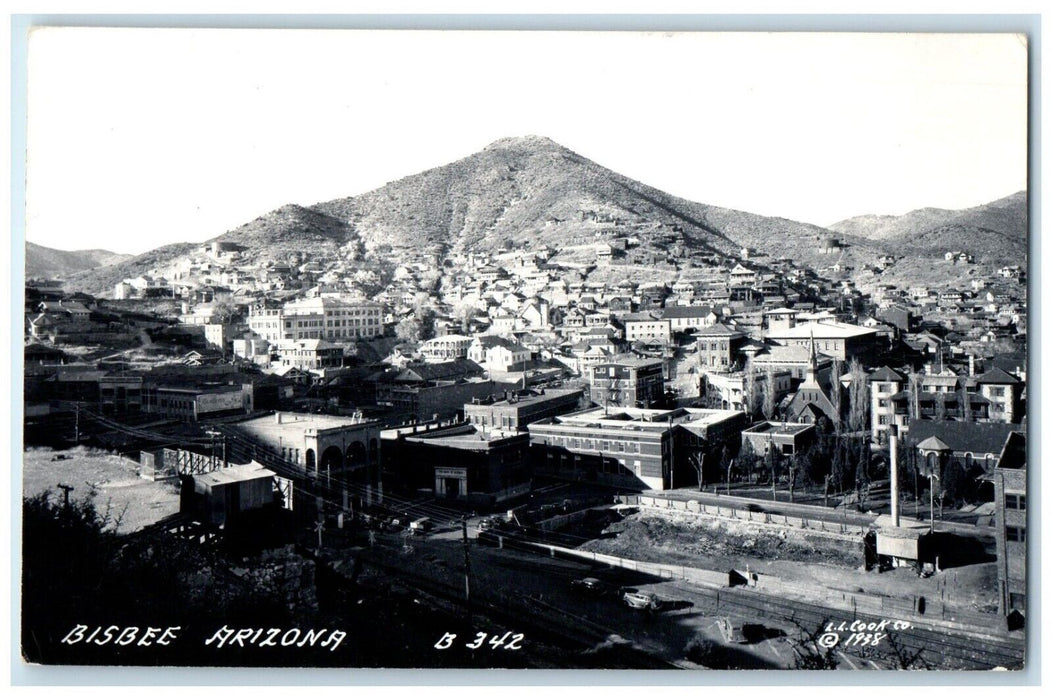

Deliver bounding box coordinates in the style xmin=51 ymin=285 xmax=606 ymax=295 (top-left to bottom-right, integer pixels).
xmin=482 ymin=135 xmax=567 ymax=152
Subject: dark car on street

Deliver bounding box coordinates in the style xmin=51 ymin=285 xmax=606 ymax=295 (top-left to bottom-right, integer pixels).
xmin=569 ymin=577 xmax=608 ymax=598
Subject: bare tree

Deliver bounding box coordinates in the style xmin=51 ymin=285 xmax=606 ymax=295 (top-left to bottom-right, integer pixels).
xmin=762 ymin=367 xmax=777 ymax=420
xmin=830 ymin=358 xmax=843 ymax=432
xmin=847 ymin=358 xmax=869 ymax=434
xmin=687 ymin=451 xmax=705 ymax=490
xmin=908 ymin=371 xmax=922 ymax=421
xmin=742 ymin=357 xmax=759 ymax=418
xmin=960 ymin=382 xmax=974 ymax=422
xmin=786 ymin=615 xmax=839 ymax=670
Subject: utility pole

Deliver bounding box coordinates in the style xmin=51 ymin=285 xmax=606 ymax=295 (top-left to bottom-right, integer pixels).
xmin=74 ymin=403 xmax=80 ymax=444
xmin=461 ymin=518 xmax=473 ymax=624
xmin=929 ymin=474 xmax=938 ymax=534
xmin=315 ymin=519 xmax=325 ymax=552
xmin=57 ymin=483 xmax=74 ymax=510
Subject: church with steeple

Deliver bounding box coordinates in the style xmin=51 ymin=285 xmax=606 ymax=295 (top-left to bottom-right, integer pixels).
xmin=782 ymin=330 xmax=843 ymax=426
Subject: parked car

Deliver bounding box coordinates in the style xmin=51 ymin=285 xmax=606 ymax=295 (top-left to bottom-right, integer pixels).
xmin=476 ymin=518 xmax=495 ymax=534
xmin=569 ymin=577 xmax=607 ymax=597
xmin=620 ymin=588 xmax=659 ymax=611
xmin=409 ymin=517 xmax=433 ymax=533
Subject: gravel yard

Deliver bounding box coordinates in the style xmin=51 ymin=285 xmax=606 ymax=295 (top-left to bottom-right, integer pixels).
xmin=21 ymin=447 xmax=180 ymax=534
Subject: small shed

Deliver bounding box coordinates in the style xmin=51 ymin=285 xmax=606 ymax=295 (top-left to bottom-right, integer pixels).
xmin=189 ymin=462 xmax=277 ymax=527
xmin=874 ymin=514 xmax=932 ymax=569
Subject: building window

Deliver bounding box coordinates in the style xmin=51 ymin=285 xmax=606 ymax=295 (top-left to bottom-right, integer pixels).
xmin=1005 ymin=494 xmax=1026 ymax=510
xmin=1006 ymin=526 xmax=1026 ymax=543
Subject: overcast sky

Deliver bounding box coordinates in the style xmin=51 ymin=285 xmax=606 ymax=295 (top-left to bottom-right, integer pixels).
xmin=24 ymin=29 xmax=1028 ymax=255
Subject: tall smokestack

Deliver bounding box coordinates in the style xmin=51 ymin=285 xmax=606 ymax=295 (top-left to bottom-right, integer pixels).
xmin=889 ymin=425 xmax=899 ymax=527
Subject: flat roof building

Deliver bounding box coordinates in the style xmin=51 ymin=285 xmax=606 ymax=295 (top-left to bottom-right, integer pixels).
xmin=231 ymin=411 xmax=383 ymax=504
xmin=463 ymin=388 xmax=584 ymax=432
xmin=529 ymin=406 xmax=747 ymax=491
xmin=590 ymin=356 xmax=665 ymax=409
xmin=765 ymin=320 xmax=878 ymax=362
xmin=382 ymin=423 xmax=531 ymax=507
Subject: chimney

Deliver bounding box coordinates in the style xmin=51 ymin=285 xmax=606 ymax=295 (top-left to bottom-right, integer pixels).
xmin=968 ymin=354 xmax=975 ymax=377
xmin=889 ymin=425 xmax=899 ymax=527
xmin=275 ymin=412 xmax=282 ymax=424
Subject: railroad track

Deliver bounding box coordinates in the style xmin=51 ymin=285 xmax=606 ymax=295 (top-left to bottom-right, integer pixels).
xmin=347 ymin=549 xmax=678 ymax=669
xmin=667 ymin=580 xmax=1024 ymax=669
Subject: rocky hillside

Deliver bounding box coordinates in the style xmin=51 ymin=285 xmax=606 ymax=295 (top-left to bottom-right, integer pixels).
xmin=25 ymin=243 xmax=132 ymax=280
xmin=63 ymin=204 xmax=360 ymax=294
xmin=829 ymin=191 xmax=1027 ymax=265
xmin=53 ymin=137 xmax=1026 ymax=295
xmin=312 ymin=135 xmax=886 ymax=270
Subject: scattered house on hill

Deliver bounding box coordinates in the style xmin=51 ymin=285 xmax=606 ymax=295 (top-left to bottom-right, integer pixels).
xmin=662 ymin=305 xmax=718 ymax=333
xmin=621 ymin=311 xmax=671 ymax=344
xmin=468 ymin=336 xmax=532 ymax=373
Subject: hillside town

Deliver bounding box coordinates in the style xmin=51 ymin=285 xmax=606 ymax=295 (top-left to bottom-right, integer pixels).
xmin=23 ymin=209 xmax=1028 ymax=670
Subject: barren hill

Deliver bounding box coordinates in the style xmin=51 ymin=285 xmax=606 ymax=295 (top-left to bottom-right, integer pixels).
xmin=25 ymin=243 xmax=132 ymax=280
xmin=829 ymin=191 xmax=1027 ymax=265
xmin=55 ymin=137 xmax=1025 ymax=296
xmin=312 ymin=135 xmax=881 ymax=268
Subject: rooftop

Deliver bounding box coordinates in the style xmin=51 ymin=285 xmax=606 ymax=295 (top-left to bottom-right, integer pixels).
xmin=195 ymin=462 xmax=276 ymax=487
xmin=544 ymin=406 xmax=743 ymax=433
xmin=766 ymin=320 xmax=876 ymax=340
xmin=742 ymin=421 xmax=816 ymax=437
xmin=235 ymin=411 xmax=379 ymax=440
xmin=908 ymin=419 xmax=1020 ymax=457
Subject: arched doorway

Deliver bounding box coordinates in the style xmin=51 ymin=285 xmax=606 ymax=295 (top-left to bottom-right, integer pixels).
xmin=346 ymin=441 xmax=367 ymax=467
xmin=320 ymin=446 xmax=343 ymax=473
xmin=305 ymin=449 xmax=316 ymax=471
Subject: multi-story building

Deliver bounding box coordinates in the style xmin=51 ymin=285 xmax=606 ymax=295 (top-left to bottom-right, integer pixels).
xmin=620 ymin=312 xmax=671 ymax=343
xmin=987 ymin=431 xmax=1026 ymax=629
xmin=590 ymin=357 xmax=665 ymax=409
xmin=976 ymin=368 xmax=1023 ymax=424
xmin=529 ymin=406 xmax=748 ymax=490
xmin=420 ymin=334 xmax=475 ymax=363
xmin=463 ymin=388 xmax=584 ymax=431
xmin=741 ymin=421 xmax=816 ymax=457
xmin=272 ymin=338 xmax=344 ymax=372
xmin=247 ymin=302 xmax=286 ymax=342
xmin=381 ymin=423 xmax=531 ymax=506
xmin=695 ymin=323 xmax=746 ymax=372
xmin=750 ymin=343 xmax=833 ymax=385
xmin=142 ymin=382 xmax=253 ymax=421
xmin=662 ymin=305 xmax=718 ymax=333
xmin=283 ymin=297 xmax=383 ymax=341
xmin=869 ymin=366 xmax=907 ymax=445
xmin=248 ymin=297 xmax=383 ymax=343
xmin=97 ymin=375 xmax=143 ymax=414
xmin=467 ymin=336 xmax=531 ymax=373
xmin=765 ymin=320 xmax=878 ymax=362
xmin=232 ymin=411 xmax=383 ymax=505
